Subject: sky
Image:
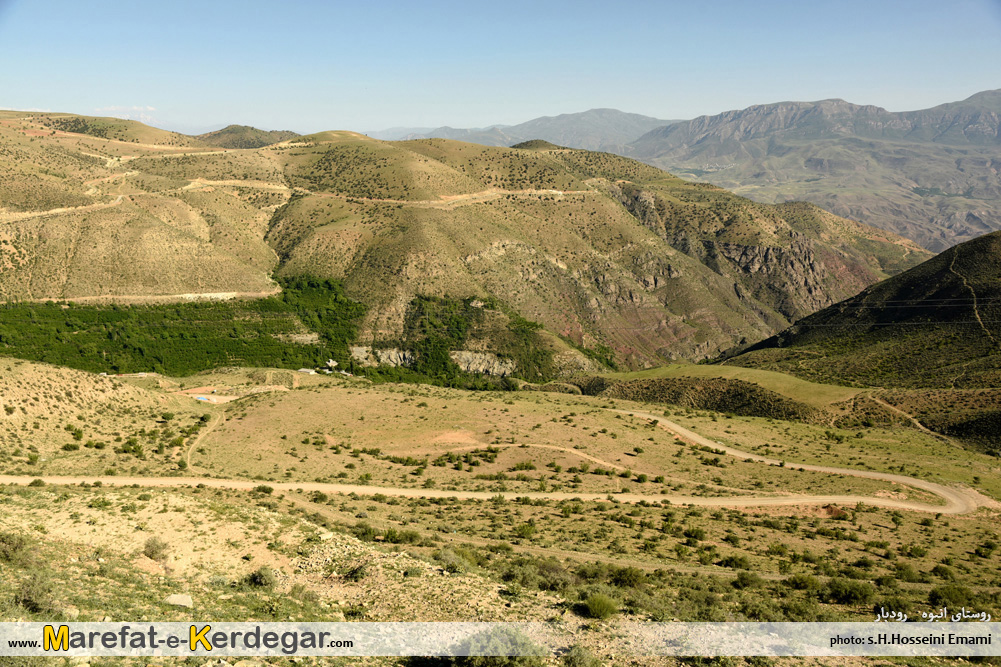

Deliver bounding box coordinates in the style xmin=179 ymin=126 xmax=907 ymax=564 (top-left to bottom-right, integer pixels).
xmin=1 ymin=0 xmax=1000 ymax=134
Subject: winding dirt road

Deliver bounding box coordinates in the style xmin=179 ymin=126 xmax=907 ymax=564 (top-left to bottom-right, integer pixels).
xmin=614 ymin=410 xmax=997 ymax=515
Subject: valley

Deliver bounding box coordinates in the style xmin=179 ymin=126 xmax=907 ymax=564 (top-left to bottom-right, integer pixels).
xmin=0 ymin=110 xmax=998 ymax=666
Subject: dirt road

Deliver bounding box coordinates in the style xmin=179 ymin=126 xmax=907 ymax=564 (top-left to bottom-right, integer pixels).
xmin=613 ymin=410 xmax=997 ymax=514
xmin=0 ymin=470 xmax=986 ymax=515
xmin=867 ymin=396 xmax=954 ymax=444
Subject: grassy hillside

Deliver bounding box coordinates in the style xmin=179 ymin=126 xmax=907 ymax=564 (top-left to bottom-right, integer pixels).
xmin=267 ymin=137 xmax=927 ymax=366
xmin=33 ymin=112 xmax=205 ymax=147
xmin=0 ymin=113 xmax=929 ymax=368
xmin=727 ymin=231 xmax=1001 ymax=388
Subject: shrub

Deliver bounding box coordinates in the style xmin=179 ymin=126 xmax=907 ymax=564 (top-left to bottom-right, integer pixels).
xmin=583 ymin=593 xmax=618 ymax=619
xmin=253 ymin=485 xmax=274 ymax=495
xmin=562 ymin=645 xmax=602 ymax=667
xmin=733 ymin=571 xmax=765 ymax=589
xmin=930 ymin=564 xmax=955 ymax=580
xmin=143 ymin=537 xmax=170 ymax=562
xmin=928 ymin=584 xmax=973 ymax=607
xmin=0 ymin=532 xmax=32 ymax=566
xmin=245 ymin=566 xmax=277 ymax=589
xmin=513 ymin=523 xmax=537 ymax=539
xmin=289 ymin=583 xmax=319 ymax=603
xmin=718 ymin=555 xmax=751 ymax=569
xmin=892 ymin=562 xmax=923 ymax=583
xmin=342 ymin=562 xmax=370 ymax=582
xmin=610 ymin=566 xmax=646 ymax=588
xmin=14 ymin=573 xmax=54 ymax=613
xmin=784 ymin=574 xmax=821 ymax=591
xmin=435 ymin=548 xmax=473 ymax=574
xmin=683 ymin=527 xmax=706 ymax=541
xmin=450 ymin=627 xmax=545 ymax=667
xmin=824 ymin=578 xmax=875 ymax=605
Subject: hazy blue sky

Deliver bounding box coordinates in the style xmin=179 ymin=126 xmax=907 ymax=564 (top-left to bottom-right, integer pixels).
xmin=1 ymin=0 xmax=999 ymax=134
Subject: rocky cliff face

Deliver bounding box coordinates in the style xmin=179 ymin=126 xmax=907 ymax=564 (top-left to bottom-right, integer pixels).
xmin=609 ymin=183 xmax=881 ymax=322
xmin=349 ymin=346 xmax=517 ymax=376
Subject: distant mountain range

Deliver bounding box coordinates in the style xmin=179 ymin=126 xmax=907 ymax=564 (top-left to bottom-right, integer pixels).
xmin=628 ymin=91 xmax=1001 ymax=251
xmin=389 ymin=109 xmax=683 ymax=153
xmin=377 ymin=92 xmax=1001 ymax=252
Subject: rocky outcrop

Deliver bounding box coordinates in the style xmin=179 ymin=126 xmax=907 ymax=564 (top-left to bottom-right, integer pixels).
xmin=349 ymin=346 xmax=415 ymax=368
xmin=448 ymin=351 xmax=516 ymax=376
xmin=349 ymin=346 xmax=516 ymax=376
xmin=609 ymin=183 xmax=871 ymax=320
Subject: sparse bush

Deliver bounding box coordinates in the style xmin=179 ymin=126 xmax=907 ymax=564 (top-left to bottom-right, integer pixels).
xmin=930 ymin=564 xmax=955 ymax=580
xmin=435 ymin=548 xmax=473 ymax=574
xmin=732 ymin=571 xmax=765 ymax=589
xmin=562 ymin=645 xmax=602 ymax=667
xmin=784 ymin=574 xmax=821 ymax=591
xmin=928 ymin=584 xmax=973 ymax=607
xmin=14 ymin=573 xmax=54 ymax=613
xmin=342 ymin=562 xmax=370 ymax=582
xmin=143 ymin=537 xmax=170 ymax=562
xmin=513 ymin=523 xmax=537 ymax=539
xmin=0 ymin=532 xmax=32 ymax=566
xmin=244 ymin=566 xmax=277 ymax=589
xmin=289 ymin=583 xmax=319 ymax=603
xmin=610 ymin=566 xmax=645 ymax=588
xmin=583 ymin=593 xmax=617 ymax=619
xmin=718 ymin=555 xmax=751 ymax=569
xmin=449 ymin=626 xmax=546 ymax=666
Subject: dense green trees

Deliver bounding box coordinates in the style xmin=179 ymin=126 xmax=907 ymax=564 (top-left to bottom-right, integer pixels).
xmin=0 ymin=277 xmax=364 ymax=376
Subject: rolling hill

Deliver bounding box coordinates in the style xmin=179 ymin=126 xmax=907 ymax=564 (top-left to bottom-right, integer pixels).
xmin=0 ymin=111 xmax=929 ymax=369
xmin=627 ymin=90 xmax=1001 ymax=251
xmin=196 ymin=124 xmax=301 ymax=149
